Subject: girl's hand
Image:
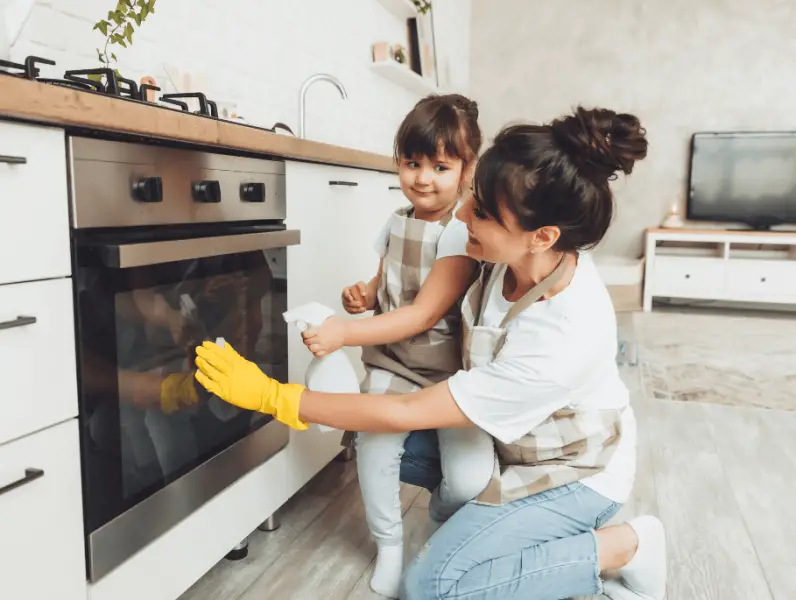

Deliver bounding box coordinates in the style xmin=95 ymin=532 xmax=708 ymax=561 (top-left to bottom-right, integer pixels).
xmin=342 ymin=282 xmax=370 ymax=314
xmin=302 ymin=317 xmax=347 ymax=358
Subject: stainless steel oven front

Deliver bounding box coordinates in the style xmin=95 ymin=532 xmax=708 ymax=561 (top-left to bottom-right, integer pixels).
xmin=68 ymin=137 xmax=298 ymax=582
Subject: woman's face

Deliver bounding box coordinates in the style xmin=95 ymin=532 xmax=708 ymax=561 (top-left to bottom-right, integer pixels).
xmin=456 ymin=193 xmax=559 ymax=264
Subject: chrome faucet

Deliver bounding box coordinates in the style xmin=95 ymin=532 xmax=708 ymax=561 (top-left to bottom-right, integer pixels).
xmin=298 ymin=73 xmax=348 ymax=139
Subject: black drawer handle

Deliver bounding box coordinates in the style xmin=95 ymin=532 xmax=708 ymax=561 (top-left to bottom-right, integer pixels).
xmin=0 ymin=155 xmax=27 ymax=165
xmin=0 ymin=315 xmax=37 ymax=331
xmin=329 ymin=180 xmax=358 ymax=187
xmin=0 ymin=468 xmax=44 ymax=497
xmin=388 ymin=185 xmax=401 ymax=190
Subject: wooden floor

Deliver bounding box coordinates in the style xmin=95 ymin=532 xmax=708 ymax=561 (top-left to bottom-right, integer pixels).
xmin=180 ymin=312 xmax=796 ymax=600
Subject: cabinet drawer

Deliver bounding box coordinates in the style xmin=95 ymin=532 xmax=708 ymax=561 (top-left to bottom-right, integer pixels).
xmin=0 ymin=420 xmax=86 ymax=600
xmin=724 ymin=259 xmax=796 ymax=299
xmin=0 ymin=122 xmax=70 ymax=285
xmin=0 ymin=279 xmax=78 ymax=446
xmin=650 ymin=256 xmax=727 ymax=298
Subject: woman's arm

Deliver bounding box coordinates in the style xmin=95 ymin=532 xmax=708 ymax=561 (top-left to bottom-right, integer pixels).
xmin=305 ymin=256 xmax=477 ymax=354
xmin=298 ymin=380 xmax=474 ymax=432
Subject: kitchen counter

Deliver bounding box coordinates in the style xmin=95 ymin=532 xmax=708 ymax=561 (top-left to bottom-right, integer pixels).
xmin=0 ymin=76 xmax=397 ymax=173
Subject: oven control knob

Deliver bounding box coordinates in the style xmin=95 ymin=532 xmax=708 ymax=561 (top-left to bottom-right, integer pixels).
xmin=240 ymin=182 xmax=266 ymax=203
xmin=192 ymin=180 xmax=221 ymax=203
xmin=131 ymin=177 xmax=163 ymax=203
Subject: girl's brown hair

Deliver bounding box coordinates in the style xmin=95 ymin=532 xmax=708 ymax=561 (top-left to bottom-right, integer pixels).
xmin=394 ymin=94 xmax=482 ymax=165
xmin=473 ymin=106 xmax=648 ymax=252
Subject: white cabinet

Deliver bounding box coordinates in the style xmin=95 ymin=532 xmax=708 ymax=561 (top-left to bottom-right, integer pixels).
xmin=0 ymin=122 xmax=71 ymax=285
xmin=0 ymin=278 xmax=78 ymax=446
xmin=0 ymin=420 xmax=86 ymax=600
xmin=284 ymin=161 xmax=402 ymax=493
xmin=643 ymin=228 xmax=796 ymax=310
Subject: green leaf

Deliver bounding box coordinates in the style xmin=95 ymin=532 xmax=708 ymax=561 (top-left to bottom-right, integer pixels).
xmin=98 ymin=20 xmax=109 ymax=35
xmin=118 ymin=39 xmax=128 ymax=48
xmin=148 ymin=0 xmax=156 ymax=14
xmin=96 ymin=48 xmax=104 ymax=61
xmin=111 ymin=52 xmax=117 ymax=60
xmin=125 ymin=23 xmax=134 ymax=43
xmin=132 ymin=12 xmax=142 ymax=26
xmin=87 ymin=73 xmax=104 ymax=82
xmin=137 ymin=0 xmax=146 ymax=8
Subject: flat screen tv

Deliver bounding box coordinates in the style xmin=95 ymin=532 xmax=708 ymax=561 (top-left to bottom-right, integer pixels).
xmin=687 ymin=132 xmax=796 ymax=230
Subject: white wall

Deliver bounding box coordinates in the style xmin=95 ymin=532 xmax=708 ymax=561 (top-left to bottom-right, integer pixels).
xmin=470 ymin=0 xmax=796 ymax=259
xmin=7 ymin=0 xmax=471 ymax=156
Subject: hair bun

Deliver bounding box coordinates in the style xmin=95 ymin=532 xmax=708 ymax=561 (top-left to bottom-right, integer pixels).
xmin=550 ymin=106 xmax=648 ymax=181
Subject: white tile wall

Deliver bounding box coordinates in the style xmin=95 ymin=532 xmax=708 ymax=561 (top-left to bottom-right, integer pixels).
xmin=7 ymin=0 xmax=471 ymax=155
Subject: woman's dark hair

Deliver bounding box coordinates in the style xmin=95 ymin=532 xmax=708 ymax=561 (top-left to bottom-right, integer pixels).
xmin=394 ymin=93 xmax=482 ymax=165
xmin=473 ymin=106 xmax=648 ymax=251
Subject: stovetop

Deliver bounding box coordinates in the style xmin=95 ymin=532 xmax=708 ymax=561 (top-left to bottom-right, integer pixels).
xmin=0 ymin=55 xmax=294 ymax=135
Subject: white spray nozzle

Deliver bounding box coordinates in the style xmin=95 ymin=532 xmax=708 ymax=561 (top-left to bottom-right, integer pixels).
xmin=282 ymin=302 xmax=335 ymax=331
xmin=215 ymin=337 xmax=225 ymax=348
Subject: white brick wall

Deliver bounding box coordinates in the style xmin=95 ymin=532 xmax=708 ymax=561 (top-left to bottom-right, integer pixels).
xmin=8 ymin=0 xmax=471 ymax=155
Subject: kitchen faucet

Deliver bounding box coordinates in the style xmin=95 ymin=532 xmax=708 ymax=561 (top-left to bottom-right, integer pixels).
xmin=298 ymin=73 xmax=348 ymax=139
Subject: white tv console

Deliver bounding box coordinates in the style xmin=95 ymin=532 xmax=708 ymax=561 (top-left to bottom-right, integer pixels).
xmin=643 ymin=228 xmax=796 ymax=311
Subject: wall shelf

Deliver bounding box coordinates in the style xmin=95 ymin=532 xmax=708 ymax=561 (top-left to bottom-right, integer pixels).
xmin=375 ymin=0 xmax=417 ymax=20
xmin=370 ymin=61 xmax=437 ymax=95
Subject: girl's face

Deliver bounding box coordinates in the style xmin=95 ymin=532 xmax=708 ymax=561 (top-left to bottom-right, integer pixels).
xmin=398 ymin=151 xmax=465 ymax=219
xmin=456 ymin=193 xmax=559 ymax=264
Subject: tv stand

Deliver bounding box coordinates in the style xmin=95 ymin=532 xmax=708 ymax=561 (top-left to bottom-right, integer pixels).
xmin=643 ymin=228 xmax=796 ymax=311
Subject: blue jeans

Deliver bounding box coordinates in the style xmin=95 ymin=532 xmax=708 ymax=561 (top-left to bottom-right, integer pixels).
xmin=399 ymin=430 xmax=622 ymax=600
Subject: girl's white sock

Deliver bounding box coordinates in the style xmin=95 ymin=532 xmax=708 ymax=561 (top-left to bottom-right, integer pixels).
xmin=370 ymin=543 xmax=404 ymax=598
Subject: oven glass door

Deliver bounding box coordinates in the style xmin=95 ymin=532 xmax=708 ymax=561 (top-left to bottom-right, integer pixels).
xmin=74 ymin=229 xmax=292 ymax=540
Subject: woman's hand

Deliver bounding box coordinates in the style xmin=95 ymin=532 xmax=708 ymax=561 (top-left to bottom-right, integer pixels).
xmin=302 ymin=316 xmax=347 ymax=357
xmin=194 ymin=341 xmax=308 ymax=430
xmin=341 ymin=282 xmax=371 ymax=314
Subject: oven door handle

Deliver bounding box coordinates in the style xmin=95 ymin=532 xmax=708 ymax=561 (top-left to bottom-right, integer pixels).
xmin=100 ymin=229 xmax=301 ymax=268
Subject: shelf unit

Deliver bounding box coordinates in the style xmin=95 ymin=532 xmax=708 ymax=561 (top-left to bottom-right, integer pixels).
xmin=369 ymin=60 xmax=437 ymax=95
xmin=643 ymin=228 xmax=796 ymax=310
xmin=375 ymin=0 xmax=418 ymax=20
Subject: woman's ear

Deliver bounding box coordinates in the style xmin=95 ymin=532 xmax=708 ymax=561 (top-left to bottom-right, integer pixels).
xmin=527 ymin=226 xmax=561 ymax=254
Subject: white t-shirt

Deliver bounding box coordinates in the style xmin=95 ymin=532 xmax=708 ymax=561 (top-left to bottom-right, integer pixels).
xmin=374 ymin=208 xmax=470 ymax=260
xmin=447 ymin=253 xmax=637 ymax=503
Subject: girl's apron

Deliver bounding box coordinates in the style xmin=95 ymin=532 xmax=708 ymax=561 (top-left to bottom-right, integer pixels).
xmin=341 ymin=205 xmax=464 ymax=445
xmin=461 ymin=259 xmax=625 ymax=505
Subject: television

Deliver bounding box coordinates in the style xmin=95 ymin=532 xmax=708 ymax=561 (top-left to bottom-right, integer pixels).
xmin=687 ymin=131 xmax=796 ymax=230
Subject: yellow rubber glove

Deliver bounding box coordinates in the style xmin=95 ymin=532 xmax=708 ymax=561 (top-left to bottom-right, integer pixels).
xmin=194 ymin=340 xmax=308 ymax=430
xmin=160 ymin=372 xmax=199 ymax=414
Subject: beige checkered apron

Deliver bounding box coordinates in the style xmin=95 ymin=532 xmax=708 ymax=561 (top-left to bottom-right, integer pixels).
xmin=461 ymin=260 xmax=625 ymax=506
xmin=341 ymin=205 xmax=465 ymax=446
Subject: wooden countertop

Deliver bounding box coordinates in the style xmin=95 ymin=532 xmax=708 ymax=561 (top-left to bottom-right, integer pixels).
xmin=0 ymin=76 xmax=397 ymax=172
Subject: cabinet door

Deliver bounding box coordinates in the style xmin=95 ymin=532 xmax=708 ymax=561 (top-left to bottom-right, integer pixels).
xmin=0 ymin=420 xmax=86 ymax=600
xmin=284 ymin=162 xmax=371 ymax=492
xmin=0 ymin=122 xmax=71 ymax=285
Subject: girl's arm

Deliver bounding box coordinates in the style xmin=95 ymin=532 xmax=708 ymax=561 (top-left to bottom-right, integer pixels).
xmin=298 ymin=380 xmax=474 ymax=432
xmin=305 ymin=256 xmax=477 ymax=354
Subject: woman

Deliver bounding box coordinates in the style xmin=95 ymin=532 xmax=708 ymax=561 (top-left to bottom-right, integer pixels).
xmin=194 ymin=106 xmax=667 ymax=600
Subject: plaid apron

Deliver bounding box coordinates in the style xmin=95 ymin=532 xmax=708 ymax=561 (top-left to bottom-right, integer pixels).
xmin=341 ymin=205 xmax=464 ymax=446
xmin=462 ymin=260 xmax=625 ymax=506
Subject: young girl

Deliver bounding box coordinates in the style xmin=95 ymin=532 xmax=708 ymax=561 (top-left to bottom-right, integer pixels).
xmin=300 ymin=94 xmax=495 ymax=598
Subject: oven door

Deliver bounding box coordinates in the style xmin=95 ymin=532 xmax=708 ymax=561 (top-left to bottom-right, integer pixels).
xmin=73 ymin=226 xmax=298 ymax=582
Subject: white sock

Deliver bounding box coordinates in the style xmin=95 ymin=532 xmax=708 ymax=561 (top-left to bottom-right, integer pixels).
xmin=604 ymin=516 xmax=667 ymax=600
xmin=370 ymin=544 xmax=403 ymax=598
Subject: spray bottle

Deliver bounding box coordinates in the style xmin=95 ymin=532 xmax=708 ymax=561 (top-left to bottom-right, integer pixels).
xmin=283 ymin=302 xmax=361 ymax=432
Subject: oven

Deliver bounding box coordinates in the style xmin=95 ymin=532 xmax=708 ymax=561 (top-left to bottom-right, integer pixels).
xmin=67 ymin=137 xmax=298 ymax=582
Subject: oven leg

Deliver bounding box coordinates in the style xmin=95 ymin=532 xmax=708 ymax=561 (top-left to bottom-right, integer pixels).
xmin=225 ymin=538 xmax=249 ymax=561
xmin=337 ymin=447 xmax=356 ymax=462
xmin=258 ymin=512 xmax=280 ymax=532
